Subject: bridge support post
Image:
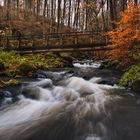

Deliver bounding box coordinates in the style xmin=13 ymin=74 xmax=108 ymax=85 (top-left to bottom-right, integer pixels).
xmin=60 ymin=34 xmax=63 ymax=46
xmin=105 ymin=35 xmax=108 ymax=45
xmin=0 ymin=36 xmax=4 ymax=49
xmin=90 ymin=35 xmax=93 ymax=44
xmin=32 ymin=35 xmax=35 ymax=53
xmin=46 ymin=35 xmax=49 ymax=46
xmin=17 ymin=34 xmax=21 ymax=51
xmin=6 ymin=36 xmax=9 ymax=49
xmin=74 ymin=33 xmax=78 ymax=45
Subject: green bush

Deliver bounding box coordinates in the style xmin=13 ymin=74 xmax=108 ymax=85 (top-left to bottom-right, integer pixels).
xmin=119 ymin=64 xmax=140 ymax=87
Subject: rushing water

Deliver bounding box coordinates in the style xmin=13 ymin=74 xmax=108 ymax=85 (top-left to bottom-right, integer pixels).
xmin=0 ymin=61 xmax=140 ymax=140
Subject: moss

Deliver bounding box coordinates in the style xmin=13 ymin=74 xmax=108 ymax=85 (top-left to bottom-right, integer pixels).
xmin=0 ymin=51 xmax=70 ymax=77
xmin=119 ymin=64 xmax=140 ymax=87
xmin=0 ymin=51 xmax=23 ymax=67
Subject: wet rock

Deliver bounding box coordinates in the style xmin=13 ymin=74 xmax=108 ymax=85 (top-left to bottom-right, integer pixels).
xmin=2 ymin=91 xmax=12 ymax=97
xmin=0 ymin=80 xmax=5 ymax=88
xmin=36 ymin=70 xmax=71 ymax=82
xmin=133 ymin=80 xmax=140 ymax=94
xmin=22 ymin=79 xmax=53 ymax=100
xmin=98 ymin=78 xmax=119 ymax=86
xmin=22 ymin=85 xmax=52 ymax=100
xmin=0 ymin=61 xmax=5 ymax=71
xmin=0 ymin=90 xmax=13 ymax=106
xmin=2 ymin=97 xmax=13 ymax=105
xmin=0 ymin=79 xmax=21 ymax=87
xmin=18 ymin=63 xmax=36 ymax=76
xmin=37 ymin=73 xmax=46 ymax=78
xmin=0 ymin=90 xmax=12 ymax=99
xmin=0 ymin=91 xmax=5 ymax=100
xmin=22 ymin=86 xmax=41 ymax=100
xmin=33 ymin=79 xmax=53 ymax=88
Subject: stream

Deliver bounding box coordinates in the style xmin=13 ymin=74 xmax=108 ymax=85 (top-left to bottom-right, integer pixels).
xmin=0 ymin=61 xmax=140 ymax=140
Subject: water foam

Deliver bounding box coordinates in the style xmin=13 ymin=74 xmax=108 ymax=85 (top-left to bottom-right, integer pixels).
xmin=0 ymin=76 xmax=118 ymax=140
xmin=73 ymin=60 xmax=102 ymax=68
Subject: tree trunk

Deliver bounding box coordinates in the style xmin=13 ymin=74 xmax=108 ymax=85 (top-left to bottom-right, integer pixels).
xmin=36 ymin=0 xmax=41 ymax=20
xmin=134 ymin=0 xmax=138 ymax=5
xmin=57 ymin=0 xmax=61 ymax=31
xmin=50 ymin=0 xmax=54 ymax=32
xmin=43 ymin=0 xmax=47 ymax=17
xmin=62 ymin=0 xmax=66 ymax=25
xmin=85 ymin=0 xmax=89 ymax=30
xmin=73 ymin=0 xmax=80 ymax=28
xmin=16 ymin=0 xmax=19 ymax=19
xmin=68 ymin=0 xmax=71 ymax=27
xmin=101 ymin=0 xmax=106 ymax=30
xmin=7 ymin=0 xmax=11 ymax=20
xmin=121 ymin=0 xmax=127 ymax=11
xmin=4 ymin=0 xmax=7 ymax=7
xmin=110 ymin=0 xmax=117 ymax=29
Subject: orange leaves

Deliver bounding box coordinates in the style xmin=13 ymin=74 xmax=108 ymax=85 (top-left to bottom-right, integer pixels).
xmin=107 ymin=2 xmax=140 ymax=61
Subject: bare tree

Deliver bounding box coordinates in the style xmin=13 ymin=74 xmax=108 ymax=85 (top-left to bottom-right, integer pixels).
xmin=109 ymin=0 xmax=117 ymax=29
xmin=68 ymin=0 xmax=71 ymax=27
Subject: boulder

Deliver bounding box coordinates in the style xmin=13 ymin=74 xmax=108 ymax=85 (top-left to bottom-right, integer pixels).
xmin=133 ymin=80 xmax=140 ymax=94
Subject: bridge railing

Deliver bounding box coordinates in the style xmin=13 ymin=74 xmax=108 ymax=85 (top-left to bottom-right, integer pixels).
xmin=0 ymin=31 xmax=108 ymax=51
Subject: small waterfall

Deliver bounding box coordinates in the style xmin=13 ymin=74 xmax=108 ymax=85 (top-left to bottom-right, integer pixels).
xmin=0 ymin=76 xmax=118 ymax=140
xmin=72 ymin=60 xmax=102 ymax=68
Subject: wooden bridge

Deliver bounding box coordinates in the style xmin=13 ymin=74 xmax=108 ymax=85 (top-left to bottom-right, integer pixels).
xmin=0 ymin=31 xmax=110 ymax=54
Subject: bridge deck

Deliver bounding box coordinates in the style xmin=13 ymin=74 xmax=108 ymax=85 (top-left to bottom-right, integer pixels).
xmin=0 ymin=31 xmax=109 ymax=53
xmin=16 ymin=46 xmax=111 ymax=54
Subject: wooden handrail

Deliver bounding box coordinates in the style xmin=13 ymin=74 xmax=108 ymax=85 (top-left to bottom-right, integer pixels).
xmin=0 ymin=30 xmax=106 ymax=39
xmin=0 ymin=30 xmax=109 ymax=52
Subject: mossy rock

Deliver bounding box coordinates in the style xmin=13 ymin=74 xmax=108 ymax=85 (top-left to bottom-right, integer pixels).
xmin=0 ymin=91 xmax=5 ymax=99
xmin=0 ymin=80 xmax=5 ymax=88
xmin=18 ymin=63 xmax=36 ymax=76
xmin=0 ymin=79 xmax=20 ymax=88
xmin=133 ymin=80 xmax=140 ymax=93
xmin=5 ymin=70 xmax=17 ymax=77
xmin=0 ymin=61 xmax=5 ymax=71
xmin=3 ymin=79 xmax=20 ymax=85
xmin=119 ymin=64 xmax=140 ymax=87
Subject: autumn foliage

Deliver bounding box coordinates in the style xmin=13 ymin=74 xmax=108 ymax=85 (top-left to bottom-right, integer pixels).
xmin=107 ymin=2 xmax=140 ymax=63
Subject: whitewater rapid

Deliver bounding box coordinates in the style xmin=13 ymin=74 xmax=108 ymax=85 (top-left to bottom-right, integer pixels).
xmin=0 ymin=75 xmax=119 ymax=140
